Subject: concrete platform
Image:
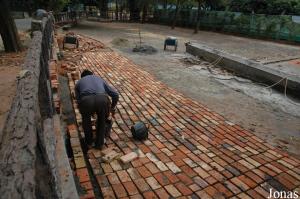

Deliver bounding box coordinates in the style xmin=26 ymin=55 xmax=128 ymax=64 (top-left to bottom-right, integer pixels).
xmin=186 ymin=43 xmax=300 ymax=99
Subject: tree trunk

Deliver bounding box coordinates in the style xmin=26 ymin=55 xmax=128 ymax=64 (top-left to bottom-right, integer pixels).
xmin=99 ymin=0 xmax=108 ymax=18
xmin=0 ymin=0 xmax=21 ymax=52
xmin=171 ymin=0 xmax=180 ymax=29
xmin=115 ymin=0 xmax=119 ymax=20
xmin=142 ymin=5 xmax=147 ymax=24
xmin=194 ymin=0 xmax=202 ymax=34
xmin=163 ymin=0 xmax=168 ymax=11
xmin=128 ymin=0 xmax=140 ymax=21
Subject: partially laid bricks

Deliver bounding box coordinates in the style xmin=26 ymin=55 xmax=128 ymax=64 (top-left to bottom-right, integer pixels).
xmin=62 ymin=35 xmax=300 ymax=198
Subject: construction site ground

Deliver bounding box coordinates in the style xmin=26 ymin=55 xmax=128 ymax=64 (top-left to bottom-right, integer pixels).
xmin=68 ymin=20 xmax=300 ymax=157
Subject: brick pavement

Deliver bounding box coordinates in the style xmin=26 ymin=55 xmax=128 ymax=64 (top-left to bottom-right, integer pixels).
xmin=62 ymin=35 xmax=300 ymax=199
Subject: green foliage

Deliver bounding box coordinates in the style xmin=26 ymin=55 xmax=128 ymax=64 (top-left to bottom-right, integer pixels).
xmin=228 ymin=0 xmax=300 ymax=15
xmin=33 ymin=0 xmax=70 ymax=11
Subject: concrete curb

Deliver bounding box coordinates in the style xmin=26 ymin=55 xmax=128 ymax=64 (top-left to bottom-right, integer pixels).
xmin=186 ymin=42 xmax=300 ymax=99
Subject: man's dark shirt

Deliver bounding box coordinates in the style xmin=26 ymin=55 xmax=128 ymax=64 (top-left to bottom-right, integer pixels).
xmin=75 ymin=75 xmax=119 ymax=109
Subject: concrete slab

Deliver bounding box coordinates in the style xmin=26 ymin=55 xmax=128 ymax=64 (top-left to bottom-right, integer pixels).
xmin=186 ymin=42 xmax=300 ymax=98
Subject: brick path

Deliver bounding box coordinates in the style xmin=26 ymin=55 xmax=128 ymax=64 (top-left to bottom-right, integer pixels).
xmin=63 ymin=35 xmax=300 ymax=199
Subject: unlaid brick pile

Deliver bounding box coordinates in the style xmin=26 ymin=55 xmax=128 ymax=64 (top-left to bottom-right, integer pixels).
xmin=63 ymin=35 xmax=300 ymax=199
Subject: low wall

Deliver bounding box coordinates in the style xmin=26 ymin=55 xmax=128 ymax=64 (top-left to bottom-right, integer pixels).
xmin=0 ymin=16 xmax=78 ymax=198
xmin=186 ymin=42 xmax=300 ymax=98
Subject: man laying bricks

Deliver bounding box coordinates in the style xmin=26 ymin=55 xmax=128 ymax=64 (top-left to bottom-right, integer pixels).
xmin=75 ymin=69 xmax=119 ymax=150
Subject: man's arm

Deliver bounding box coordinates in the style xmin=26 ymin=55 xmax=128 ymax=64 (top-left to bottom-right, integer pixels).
xmin=103 ymin=81 xmax=119 ymax=110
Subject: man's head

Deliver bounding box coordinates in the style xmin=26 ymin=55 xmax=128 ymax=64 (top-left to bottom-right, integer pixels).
xmin=81 ymin=70 xmax=93 ymax=78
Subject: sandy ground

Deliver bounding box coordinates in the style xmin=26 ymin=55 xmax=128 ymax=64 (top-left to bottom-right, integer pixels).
xmin=69 ymin=20 xmax=300 ymax=158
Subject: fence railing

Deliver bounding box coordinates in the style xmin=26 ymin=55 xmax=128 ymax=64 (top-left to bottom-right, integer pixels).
xmin=54 ymin=11 xmax=86 ymax=25
xmin=0 ymin=16 xmax=61 ymax=198
xmin=152 ymin=9 xmax=300 ymax=43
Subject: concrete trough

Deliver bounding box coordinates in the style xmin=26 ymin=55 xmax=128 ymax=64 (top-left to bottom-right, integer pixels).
xmin=186 ymin=42 xmax=300 ymax=99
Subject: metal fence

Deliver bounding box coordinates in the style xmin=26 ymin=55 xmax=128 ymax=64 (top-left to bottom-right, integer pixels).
xmin=153 ymin=9 xmax=300 ymax=43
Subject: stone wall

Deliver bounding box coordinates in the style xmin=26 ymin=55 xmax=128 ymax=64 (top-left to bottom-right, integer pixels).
xmin=0 ymin=16 xmax=63 ymax=198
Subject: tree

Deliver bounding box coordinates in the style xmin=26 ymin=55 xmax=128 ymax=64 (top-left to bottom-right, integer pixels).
xmin=171 ymin=0 xmax=182 ymax=29
xmin=0 ymin=0 xmax=21 ymax=52
xmin=128 ymin=0 xmax=141 ymax=21
xmin=194 ymin=0 xmax=203 ymax=33
xmin=115 ymin=0 xmax=119 ymax=20
xmin=99 ymin=0 xmax=108 ymax=18
xmin=33 ymin=0 xmax=70 ymax=11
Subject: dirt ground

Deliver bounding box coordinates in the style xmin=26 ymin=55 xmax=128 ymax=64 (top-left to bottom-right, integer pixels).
xmin=68 ymin=20 xmax=300 ymax=158
xmin=0 ymin=19 xmax=31 ymax=131
xmin=0 ymin=52 xmax=26 ymax=130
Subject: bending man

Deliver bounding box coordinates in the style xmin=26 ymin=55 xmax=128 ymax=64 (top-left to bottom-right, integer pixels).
xmin=75 ymin=70 xmax=119 ymax=149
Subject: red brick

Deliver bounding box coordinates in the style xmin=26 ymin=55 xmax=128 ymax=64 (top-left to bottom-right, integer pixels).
xmin=153 ymin=140 xmax=165 ymax=149
xmin=145 ymin=162 xmax=160 ymax=174
xmin=153 ymin=172 xmax=170 ymax=186
xmin=131 ymin=159 xmax=143 ymax=167
xmin=165 ymin=184 xmax=182 ymax=197
xmin=137 ymin=166 xmax=152 ymax=178
xmin=177 ymin=173 xmax=193 ymax=185
xmin=107 ymin=173 xmax=120 ymax=185
xmin=194 ymin=167 xmax=210 ymax=179
xmin=81 ymin=181 xmax=93 ymax=191
xmin=238 ymin=175 xmax=256 ymax=189
xmin=246 ymin=189 xmax=265 ymax=199
xmin=154 ymin=188 xmax=170 ymax=199
xmin=214 ymin=183 xmax=233 ymax=198
xmin=138 ymin=144 xmax=151 ymax=153
xmin=223 ymin=180 xmax=241 ymax=195
xmin=254 ymin=186 xmax=270 ymax=198
xmin=123 ymin=181 xmax=139 ymax=196
xmin=163 ymin=170 xmax=180 ymax=184
xmin=130 ymin=194 xmax=143 ymax=199
xmin=196 ymin=190 xmax=212 ymax=199
xmin=127 ymin=168 xmax=141 ymax=180
xmin=259 ymin=166 xmax=277 ymax=177
xmin=96 ymin=175 xmax=110 ymax=187
xmin=80 ymin=189 xmax=95 ymax=199
xmin=230 ymin=177 xmax=250 ymax=191
xmin=180 ymin=165 xmax=197 ymax=178
xmin=146 ymin=176 xmax=161 ymax=190
xmin=117 ymin=170 xmax=132 ymax=182
xmin=133 ymin=178 xmax=150 ymax=192
xmin=208 ymin=170 xmax=225 ymax=182
xmin=205 ymin=176 xmax=217 ymax=185
xmin=175 ymin=182 xmax=193 ymax=196
xmin=275 ymin=173 xmax=298 ymax=190
xmin=76 ymin=168 xmax=90 ymax=183
xmin=139 ymin=157 xmax=151 ymax=165
xmin=101 ymin=187 xmax=116 ymax=198
xmin=156 ymin=153 xmax=171 ymax=163
xmin=193 ymin=176 xmax=209 ymax=188
xmin=245 ymin=171 xmax=263 ymax=184
xmin=112 ymin=183 xmax=127 ymax=198
xmin=203 ymin=186 xmax=224 ymax=198
xmin=142 ymin=191 xmax=158 ymax=199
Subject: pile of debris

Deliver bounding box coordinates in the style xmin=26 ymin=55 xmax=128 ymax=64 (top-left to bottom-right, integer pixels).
xmin=111 ymin=38 xmax=130 ymax=47
xmin=57 ymin=33 xmax=106 ymax=54
xmin=132 ymin=44 xmax=157 ymax=54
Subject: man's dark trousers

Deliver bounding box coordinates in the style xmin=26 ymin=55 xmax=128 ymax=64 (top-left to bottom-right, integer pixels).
xmin=79 ymin=94 xmax=110 ymax=147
